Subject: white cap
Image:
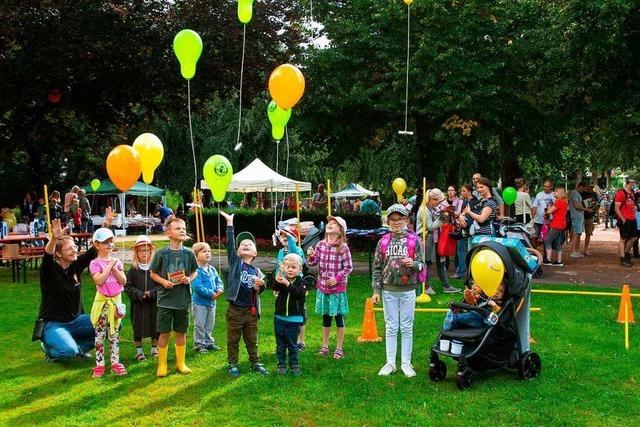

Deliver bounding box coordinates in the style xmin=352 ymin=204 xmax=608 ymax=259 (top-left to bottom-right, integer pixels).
xmin=92 ymin=227 xmax=114 ymax=243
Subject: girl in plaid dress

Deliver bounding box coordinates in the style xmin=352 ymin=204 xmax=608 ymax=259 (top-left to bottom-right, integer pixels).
xmin=306 ymin=216 xmax=353 ymax=359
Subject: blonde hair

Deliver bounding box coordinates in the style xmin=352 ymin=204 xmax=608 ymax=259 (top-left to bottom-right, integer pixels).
xmin=283 ymin=253 xmax=303 ymax=267
xmin=132 ymin=243 xmax=155 ymax=267
xmin=555 ymin=187 xmax=567 ymax=199
xmin=165 ymin=216 xmax=184 ymax=230
xmin=192 ymin=242 xmax=211 ymax=257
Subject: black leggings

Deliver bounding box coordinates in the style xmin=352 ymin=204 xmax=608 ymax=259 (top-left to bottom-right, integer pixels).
xmin=322 ymin=314 xmax=344 ymax=328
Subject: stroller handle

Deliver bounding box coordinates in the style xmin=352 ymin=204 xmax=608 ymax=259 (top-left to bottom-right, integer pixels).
xmin=449 ymin=302 xmax=492 ymax=319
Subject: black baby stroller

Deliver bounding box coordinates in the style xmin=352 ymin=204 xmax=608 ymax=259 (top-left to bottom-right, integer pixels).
xmin=496 ymin=217 xmax=543 ymax=278
xmin=428 ymin=240 xmax=541 ymax=390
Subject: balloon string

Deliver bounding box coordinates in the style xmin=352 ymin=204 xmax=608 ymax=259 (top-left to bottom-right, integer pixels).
xmin=403 ymin=4 xmax=411 ymax=132
xmin=236 ymin=24 xmax=247 ymax=149
xmin=144 ymin=186 xmax=149 ymax=291
xmin=217 ymin=203 xmax=221 ymax=271
xmin=279 ymin=128 xmax=290 ymax=223
xmin=188 ymin=79 xmax=197 ymax=190
xmin=274 ymin=139 xmax=279 ymax=232
xmin=309 ymin=0 xmax=314 ymax=41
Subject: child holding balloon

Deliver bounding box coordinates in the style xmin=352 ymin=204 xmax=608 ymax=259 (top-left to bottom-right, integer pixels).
xmin=307 ymin=216 xmax=353 ymax=359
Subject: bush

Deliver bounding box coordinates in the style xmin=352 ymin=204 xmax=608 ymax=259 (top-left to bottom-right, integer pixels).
xmin=187 ymin=208 xmax=382 ymax=242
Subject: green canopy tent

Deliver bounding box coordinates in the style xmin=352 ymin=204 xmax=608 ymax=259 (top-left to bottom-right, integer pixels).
xmin=81 ymin=180 xmax=165 ymax=196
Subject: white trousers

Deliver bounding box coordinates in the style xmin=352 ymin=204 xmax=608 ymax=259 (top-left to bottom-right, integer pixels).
xmin=382 ymin=290 xmax=416 ymax=366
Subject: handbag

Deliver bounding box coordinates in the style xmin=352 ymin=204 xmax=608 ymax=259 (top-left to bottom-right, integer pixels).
xmin=539 ymin=223 xmax=550 ymax=242
xmin=32 ymin=318 xmax=44 ymax=341
xmin=437 ymin=223 xmax=457 ymax=257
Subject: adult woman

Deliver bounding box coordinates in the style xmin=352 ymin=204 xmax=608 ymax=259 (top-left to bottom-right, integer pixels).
xmin=38 ymin=210 xmax=112 ymax=361
xmin=21 ymin=191 xmax=38 ymax=222
xmin=463 ymin=177 xmax=498 ymax=236
xmin=416 ymin=189 xmax=460 ymax=295
xmin=514 ymin=178 xmax=533 ymax=224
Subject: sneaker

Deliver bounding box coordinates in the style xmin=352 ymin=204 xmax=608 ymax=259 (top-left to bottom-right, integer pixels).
xmin=135 ymin=353 xmax=147 ymax=362
xmin=378 ymin=362 xmax=397 ymax=376
xmin=194 ymin=347 xmax=209 ymax=354
xmin=543 ymin=259 xmax=553 ymax=266
xmin=443 ymin=285 xmax=461 ymax=294
xmin=150 ymin=349 xmax=158 ymax=358
xmin=111 ymin=362 xmax=127 ymax=376
xmin=41 ymin=342 xmax=58 ymax=362
xmin=426 ymin=286 xmax=436 ymax=296
xmin=92 ymin=365 xmax=106 ymax=378
xmin=569 ymin=252 xmax=582 ymax=258
xmin=252 ymin=363 xmax=269 ymax=376
xmin=552 ymin=261 xmax=564 ymax=267
xmin=297 ymin=342 xmax=306 ymax=352
xmin=228 ymin=364 xmax=240 ymax=378
xmin=291 ymin=367 xmax=302 ymax=376
xmin=401 ymin=363 xmax=417 ymax=378
xmin=278 ymin=366 xmax=287 ymax=375
xmin=205 ymin=344 xmax=220 ymax=351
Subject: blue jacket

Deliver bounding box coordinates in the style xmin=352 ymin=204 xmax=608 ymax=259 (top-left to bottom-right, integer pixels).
xmin=226 ymin=226 xmax=265 ymax=317
xmin=191 ymin=264 xmax=224 ymax=307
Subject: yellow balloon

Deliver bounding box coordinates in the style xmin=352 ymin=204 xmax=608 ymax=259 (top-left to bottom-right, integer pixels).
xmin=470 ymin=249 xmax=505 ymax=297
xmin=132 ymin=133 xmax=164 ymax=184
xmin=392 ymin=177 xmax=407 ymax=202
xmin=404 ymin=0 xmax=414 ymax=5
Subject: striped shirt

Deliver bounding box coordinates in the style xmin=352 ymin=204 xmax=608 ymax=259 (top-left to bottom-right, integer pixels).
xmin=307 ymin=240 xmax=353 ymax=295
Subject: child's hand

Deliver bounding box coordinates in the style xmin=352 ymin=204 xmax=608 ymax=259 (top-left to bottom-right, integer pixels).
xmin=371 ymin=294 xmax=380 ymax=304
xmin=104 ymin=207 xmax=114 ymax=226
xmin=219 ymin=210 xmax=234 ymax=225
xmin=326 ymin=277 xmax=337 ymax=287
xmin=180 ymin=276 xmax=191 ymax=285
xmin=488 ymin=300 xmax=496 ymax=308
xmin=306 ymin=246 xmax=315 ymax=257
xmin=212 ymin=290 xmax=223 ymax=300
xmin=163 ymin=280 xmax=174 ymax=289
xmin=253 ymin=276 xmax=265 ymax=289
xmin=276 ymin=269 xmax=288 ymax=285
xmin=143 ymin=291 xmax=151 ymax=299
xmin=401 ymin=257 xmax=413 ymax=268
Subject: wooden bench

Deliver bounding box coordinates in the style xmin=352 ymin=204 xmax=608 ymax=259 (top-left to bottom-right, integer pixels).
xmin=0 ymin=244 xmax=44 ymax=283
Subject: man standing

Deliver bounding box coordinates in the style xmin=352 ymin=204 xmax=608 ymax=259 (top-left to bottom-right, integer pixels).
xmin=531 ymin=179 xmax=556 ymax=245
xmin=568 ymin=182 xmax=587 ymax=258
xmin=312 ymin=184 xmax=328 ymax=211
xmin=614 ymin=178 xmax=638 ymax=267
xmin=472 ymin=173 xmax=504 ymax=217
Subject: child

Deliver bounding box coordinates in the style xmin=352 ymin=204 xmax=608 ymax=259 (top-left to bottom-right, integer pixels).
xmin=89 ymin=227 xmax=127 ymax=377
xmin=220 ymin=211 xmax=269 ymax=378
xmin=272 ymin=253 xmax=307 ymax=375
xmin=443 ymin=282 xmax=505 ymax=330
xmin=191 ymin=242 xmax=224 ymax=353
xmin=273 ymin=227 xmax=307 ymax=351
xmin=307 ymin=215 xmax=353 ymax=359
xmin=124 ymin=235 xmax=160 ymax=362
xmin=371 ymin=204 xmax=425 ymax=377
xmin=149 ymin=217 xmax=198 ymax=377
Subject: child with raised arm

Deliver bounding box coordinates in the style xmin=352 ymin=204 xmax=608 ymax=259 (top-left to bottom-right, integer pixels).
xmin=307 ymin=216 xmax=353 ymax=359
xmin=272 ymin=253 xmax=307 ymax=375
xmin=124 ymin=235 xmax=160 ymax=362
xmin=191 ymin=242 xmax=224 ymax=353
xmin=149 ymin=217 xmax=198 ymax=377
xmin=89 ymin=227 xmax=127 ymax=377
xmin=220 ymin=210 xmax=269 ymax=378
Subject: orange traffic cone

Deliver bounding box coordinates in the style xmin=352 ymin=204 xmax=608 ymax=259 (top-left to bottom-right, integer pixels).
xmin=357 ymin=298 xmax=382 ymax=343
xmin=617 ymin=284 xmax=635 ymax=324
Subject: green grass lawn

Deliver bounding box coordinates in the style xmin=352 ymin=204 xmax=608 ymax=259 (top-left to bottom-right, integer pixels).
xmin=1 ymin=267 xmax=639 ymax=426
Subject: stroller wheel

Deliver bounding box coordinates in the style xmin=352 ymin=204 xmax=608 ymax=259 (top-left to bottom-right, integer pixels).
xmin=456 ymin=369 xmax=472 ymax=391
xmin=428 ymin=360 xmax=447 ymax=382
xmin=518 ymin=352 xmax=542 ymax=380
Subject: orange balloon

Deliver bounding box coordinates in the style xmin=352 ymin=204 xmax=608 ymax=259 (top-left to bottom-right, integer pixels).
xmin=106 ymin=145 xmax=142 ymax=192
xmin=268 ymin=64 xmax=305 ymax=110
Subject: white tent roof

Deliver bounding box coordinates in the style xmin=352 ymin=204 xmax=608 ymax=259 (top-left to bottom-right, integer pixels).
xmin=201 ymin=158 xmax=311 ymax=193
xmin=332 ymin=182 xmax=379 ymax=198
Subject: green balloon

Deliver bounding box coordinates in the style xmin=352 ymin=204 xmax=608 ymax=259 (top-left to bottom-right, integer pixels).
xmin=90 ymin=179 xmax=101 ymax=192
xmin=173 ymin=29 xmax=203 ymax=80
xmin=203 ymin=155 xmax=233 ymax=203
xmin=502 ymin=186 xmax=517 ymax=205
xmin=238 ymin=0 xmax=254 ymax=24
xmin=267 ymin=100 xmax=292 ymax=141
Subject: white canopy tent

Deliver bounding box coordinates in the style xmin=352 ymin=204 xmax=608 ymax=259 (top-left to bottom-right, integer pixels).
xmin=200 ymin=158 xmax=311 ymax=193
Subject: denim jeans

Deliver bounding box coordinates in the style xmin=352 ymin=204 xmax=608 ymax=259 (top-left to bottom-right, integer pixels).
xmin=193 ymin=303 xmax=216 ymax=349
xmin=42 ymin=314 xmax=95 ymax=359
xmin=455 ymin=238 xmax=468 ymax=277
xmin=382 ymin=290 xmax=416 ymax=366
xmin=443 ymin=310 xmax=485 ymax=330
xmin=274 ymin=317 xmax=301 ymax=368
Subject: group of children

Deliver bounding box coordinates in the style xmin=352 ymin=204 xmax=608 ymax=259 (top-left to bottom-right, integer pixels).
xmin=87 ymin=213 xmax=353 ymax=379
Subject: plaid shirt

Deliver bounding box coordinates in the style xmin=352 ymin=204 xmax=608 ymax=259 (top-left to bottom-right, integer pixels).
xmin=307 ymin=239 xmax=353 ymax=295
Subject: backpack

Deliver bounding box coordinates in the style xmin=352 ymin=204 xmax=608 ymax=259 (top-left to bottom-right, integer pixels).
xmin=378 ymin=232 xmax=428 ymax=283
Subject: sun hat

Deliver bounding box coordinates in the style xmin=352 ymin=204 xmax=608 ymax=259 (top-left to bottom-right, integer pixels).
xmin=92 ymin=227 xmax=114 ymax=243
xmin=327 ymin=215 xmax=347 ymax=232
xmin=428 ymin=188 xmax=446 ymax=202
xmin=134 ymin=235 xmax=154 ymax=248
xmin=236 ymin=231 xmax=256 ymax=248
xmin=386 ymin=203 xmax=409 ymax=217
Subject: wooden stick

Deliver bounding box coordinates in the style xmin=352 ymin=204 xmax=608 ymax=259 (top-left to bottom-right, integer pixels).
xmin=327 ymin=178 xmax=332 ymax=216
xmin=198 ymin=191 xmax=205 ymax=242
xmin=373 ymin=307 xmax=542 ymax=313
xmin=295 ymin=184 xmax=301 ymax=244
xmin=43 ymin=184 xmax=52 ymax=237
xmin=625 ymin=301 xmax=630 ymax=350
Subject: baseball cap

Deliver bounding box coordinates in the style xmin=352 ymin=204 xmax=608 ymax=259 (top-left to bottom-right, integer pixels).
xmin=386 ymin=203 xmax=409 ymax=217
xmin=134 ymin=235 xmax=154 ymax=248
xmin=236 ymin=231 xmax=256 ymax=248
xmin=92 ymin=227 xmax=114 ymax=243
xmin=327 ymin=215 xmax=347 ymax=232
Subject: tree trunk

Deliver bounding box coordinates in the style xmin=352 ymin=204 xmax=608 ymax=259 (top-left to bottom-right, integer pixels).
xmin=500 ymin=132 xmax=522 ymax=189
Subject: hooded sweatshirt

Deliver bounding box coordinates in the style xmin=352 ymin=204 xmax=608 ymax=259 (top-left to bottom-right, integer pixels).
xmin=371 ymin=229 xmax=425 ymax=295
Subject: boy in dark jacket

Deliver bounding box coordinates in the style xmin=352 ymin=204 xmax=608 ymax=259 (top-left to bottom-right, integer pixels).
xmin=272 ymin=253 xmax=306 ymax=376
